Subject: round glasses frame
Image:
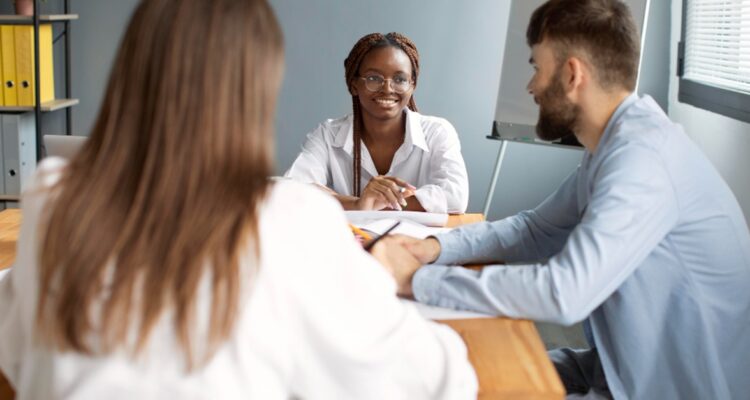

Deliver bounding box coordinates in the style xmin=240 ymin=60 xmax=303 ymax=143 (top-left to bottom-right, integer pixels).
xmin=358 ymin=75 xmax=413 ymax=94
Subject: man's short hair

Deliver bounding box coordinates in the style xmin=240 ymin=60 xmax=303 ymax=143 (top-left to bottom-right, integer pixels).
xmin=527 ymin=0 xmax=640 ymax=91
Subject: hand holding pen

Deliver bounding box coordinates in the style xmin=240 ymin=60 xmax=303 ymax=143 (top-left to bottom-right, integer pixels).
xmin=357 ymin=176 xmax=416 ymax=211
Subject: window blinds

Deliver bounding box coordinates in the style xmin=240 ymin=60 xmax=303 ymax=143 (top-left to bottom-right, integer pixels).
xmin=683 ymin=0 xmax=750 ymax=95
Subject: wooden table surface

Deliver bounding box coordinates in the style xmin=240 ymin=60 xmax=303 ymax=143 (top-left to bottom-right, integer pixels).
xmin=0 ymin=210 xmax=563 ymax=399
xmin=0 ymin=209 xmax=21 ymax=271
xmin=442 ymin=214 xmax=563 ymax=399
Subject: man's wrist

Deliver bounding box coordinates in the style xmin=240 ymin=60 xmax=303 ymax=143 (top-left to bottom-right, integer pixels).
xmin=425 ymin=237 xmax=441 ymax=264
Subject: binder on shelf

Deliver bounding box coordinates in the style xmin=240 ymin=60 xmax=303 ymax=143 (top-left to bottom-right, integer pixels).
xmin=1 ymin=113 xmax=36 ymax=199
xmin=0 ymin=26 xmax=16 ymax=106
xmin=0 ymin=34 xmax=3 ymax=107
xmin=13 ymin=24 xmax=54 ymax=106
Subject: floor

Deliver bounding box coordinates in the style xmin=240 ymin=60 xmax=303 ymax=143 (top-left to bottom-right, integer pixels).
xmin=535 ymin=321 xmax=588 ymax=350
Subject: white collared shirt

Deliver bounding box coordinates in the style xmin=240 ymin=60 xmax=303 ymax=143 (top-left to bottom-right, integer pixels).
xmin=284 ymin=109 xmax=469 ymax=213
xmin=0 ymin=158 xmax=478 ymax=399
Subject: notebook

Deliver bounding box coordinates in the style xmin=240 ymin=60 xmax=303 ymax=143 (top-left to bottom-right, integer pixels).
xmin=345 ymin=210 xmax=448 ymax=227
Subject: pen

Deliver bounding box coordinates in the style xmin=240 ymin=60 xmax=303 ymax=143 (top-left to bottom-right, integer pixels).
xmin=349 ymin=223 xmax=373 ymax=241
xmin=363 ymin=221 xmax=401 ymax=251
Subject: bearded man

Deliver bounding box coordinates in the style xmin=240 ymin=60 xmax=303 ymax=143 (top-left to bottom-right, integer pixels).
xmin=373 ymin=0 xmax=750 ymax=398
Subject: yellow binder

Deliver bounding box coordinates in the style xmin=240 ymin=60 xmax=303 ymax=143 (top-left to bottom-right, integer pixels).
xmin=14 ymin=24 xmax=54 ymax=107
xmin=0 ymin=26 xmax=17 ymax=106
xmin=0 ymin=29 xmax=4 ymax=106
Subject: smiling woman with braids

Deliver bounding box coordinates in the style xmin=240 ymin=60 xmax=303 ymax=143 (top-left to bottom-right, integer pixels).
xmin=285 ymin=32 xmax=469 ymax=214
xmin=0 ymin=2 xmax=477 ymax=398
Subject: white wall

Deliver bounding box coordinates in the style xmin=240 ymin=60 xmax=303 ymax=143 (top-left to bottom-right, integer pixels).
xmin=668 ymin=0 xmax=750 ymax=223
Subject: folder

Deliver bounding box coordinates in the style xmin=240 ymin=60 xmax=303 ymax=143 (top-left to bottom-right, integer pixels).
xmin=0 ymin=26 xmax=17 ymax=106
xmin=0 ymin=31 xmax=3 ymax=107
xmin=13 ymin=24 xmax=54 ymax=107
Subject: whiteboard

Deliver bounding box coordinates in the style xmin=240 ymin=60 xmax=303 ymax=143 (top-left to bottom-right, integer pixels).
xmin=493 ymin=0 xmax=650 ymax=130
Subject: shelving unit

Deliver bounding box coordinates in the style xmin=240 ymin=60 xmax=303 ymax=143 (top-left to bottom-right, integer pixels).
xmin=0 ymin=0 xmax=77 ymax=206
xmin=0 ymin=1 xmax=78 ymax=159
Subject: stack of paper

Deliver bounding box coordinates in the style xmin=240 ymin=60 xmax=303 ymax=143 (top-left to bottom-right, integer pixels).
xmin=345 ymin=210 xmax=448 ymax=227
xmin=356 ymin=218 xmax=451 ymax=240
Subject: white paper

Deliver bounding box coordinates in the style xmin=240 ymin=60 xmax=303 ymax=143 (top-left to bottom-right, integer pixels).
xmin=358 ymin=218 xmax=450 ymax=239
xmin=0 ymin=268 xmax=10 ymax=282
xmin=402 ymin=299 xmax=493 ymax=320
xmin=345 ymin=210 xmax=448 ymax=227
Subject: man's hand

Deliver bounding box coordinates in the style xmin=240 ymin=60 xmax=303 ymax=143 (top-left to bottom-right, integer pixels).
xmin=389 ymin=234 xmax=442 ymax=264
xmin=370 ymin=236 xmax=422 ymax=298
xmin=356 ymin=176 xmax=416 ymax=211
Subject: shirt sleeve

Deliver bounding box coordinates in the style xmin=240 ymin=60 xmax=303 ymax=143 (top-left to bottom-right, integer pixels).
xmin=413 ymin=143 xmax=679 ymax=325
xmin=283 ymin=124 xmax=331 ymax=187
xmin=0 ymin=269 xmax=23 ymax=387
xmin=284 ymin=191 xmax=477 ymax=399
xmin=433 ymin=169 xmax=580 ymax=266
xmin=0 ymin=159 xmax=65 ymax=388
xmin=414 ymin=121 xmax=469 ymax=214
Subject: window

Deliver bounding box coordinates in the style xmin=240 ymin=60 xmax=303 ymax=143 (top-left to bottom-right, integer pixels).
xmin=678 ymin=0 xmax=750 ymax=123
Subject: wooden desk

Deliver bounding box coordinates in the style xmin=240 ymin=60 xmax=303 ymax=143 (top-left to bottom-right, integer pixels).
xmin=441 ymin=214 xmax=563 ymax=399
xmin=0 ymin=209 xmax=20 ymax=399
xmin=0 ymin=210 xmax=563 ymax=399
xmin=0 ymin=209 xmax=21 ymax=271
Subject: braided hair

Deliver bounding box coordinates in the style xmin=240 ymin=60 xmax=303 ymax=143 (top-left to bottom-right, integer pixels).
xmin=343 ymin=32 xmax=420 ymax=196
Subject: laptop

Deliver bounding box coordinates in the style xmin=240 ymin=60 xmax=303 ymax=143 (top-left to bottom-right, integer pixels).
xmin=43 ymin=135 xmax=87 ymax=159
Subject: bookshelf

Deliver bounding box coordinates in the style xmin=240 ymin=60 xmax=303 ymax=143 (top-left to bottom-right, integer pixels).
xmin=0 ymin=2 xmax=77 ymax=158
xmin=0 ymin=0 xmax=77 ymax=206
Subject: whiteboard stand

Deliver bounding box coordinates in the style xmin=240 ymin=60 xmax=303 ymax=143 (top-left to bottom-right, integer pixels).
xmin=482 ymin=138 xmax=509 ymax=217
xmin=482 ymin=122 xmax=583 ymax=218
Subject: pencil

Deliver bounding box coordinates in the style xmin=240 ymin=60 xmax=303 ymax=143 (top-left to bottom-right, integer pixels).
xmin=363 ymin=221 xmax=401 ymax=252
xmin=349 ymin=223 xmax=373 ymax=241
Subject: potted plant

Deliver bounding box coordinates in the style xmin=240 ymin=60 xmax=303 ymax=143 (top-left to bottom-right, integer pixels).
xmin=14 ymin=0 xmax=47 ymax=16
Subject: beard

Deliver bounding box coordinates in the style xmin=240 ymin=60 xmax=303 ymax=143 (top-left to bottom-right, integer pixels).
xmin=535 ymin=69 xmax=580 ymax=142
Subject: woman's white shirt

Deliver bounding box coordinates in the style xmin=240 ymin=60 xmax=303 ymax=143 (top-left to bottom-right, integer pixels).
xmin=284 ymin=109 xmax=469 ymax=214
xmin=0 ymin=158 xmax=477 ymax=400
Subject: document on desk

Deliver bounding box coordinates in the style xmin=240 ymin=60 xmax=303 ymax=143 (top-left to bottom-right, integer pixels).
xmin=357 ymin=218 xmax=451 ymax=239
xmin=402 ymin=299 xmax=493 ymax=320
xmin=345 ymin=210 xmax=448 ymax=227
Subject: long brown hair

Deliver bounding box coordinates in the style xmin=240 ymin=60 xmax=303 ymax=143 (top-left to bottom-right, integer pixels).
xmin=37 ymin=0 xmax=284 ymax=368
xmin=343 ymin=32 xmax=420 ymax=196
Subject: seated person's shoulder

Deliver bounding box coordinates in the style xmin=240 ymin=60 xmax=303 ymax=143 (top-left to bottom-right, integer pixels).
xmin=612 ymin=96 xmax=676 ymax=150
xmin=308 ymin=114 xmax=353 ymax=141
xmin=265 ymin=180 xmax=343 ymax=224
xmin=23 ymin=157 xmax=68 ymax=198
xmin=415 ymin=112 xmax=459 ymax=141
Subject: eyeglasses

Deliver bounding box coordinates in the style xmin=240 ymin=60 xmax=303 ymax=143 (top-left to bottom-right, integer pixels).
xmin=358 ymin=74 xmax=413 ymax=94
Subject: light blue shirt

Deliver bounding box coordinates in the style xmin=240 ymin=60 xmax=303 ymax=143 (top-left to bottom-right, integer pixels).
xmin=413 ymin=94 xmax=750 ymax=399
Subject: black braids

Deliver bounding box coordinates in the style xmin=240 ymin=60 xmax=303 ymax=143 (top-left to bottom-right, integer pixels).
xmin=344 ymin=32 xmax=421 ymax=196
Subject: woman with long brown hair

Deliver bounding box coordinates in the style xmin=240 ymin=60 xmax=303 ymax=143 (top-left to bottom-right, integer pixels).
xmin=0 ymin=1 xmax=476 ymax=398
xmin=285 ymin=32 xmax=470 ymax=214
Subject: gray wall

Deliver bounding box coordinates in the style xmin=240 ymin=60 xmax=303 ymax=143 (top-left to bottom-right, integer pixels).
xmin=46 ymin=0 xmax=681 ymax=221
xmin=483 ymin=0 xmax=671 ymax=221
xmin=271 ymin=0 xmax=509 ymax=213
xmin=55 ymin=0 xmax=512 ymax=215
xmin=68 ymin=0 xmax=139 ymax=136
xmin=668 ymin=0 xmax=750 ymax=222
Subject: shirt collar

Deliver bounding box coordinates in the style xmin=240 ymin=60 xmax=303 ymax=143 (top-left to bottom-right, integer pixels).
xmin=597 ymin=92 xmax=639 ymax=151
xmin=331 ymin=109 xmax=430 ymax=155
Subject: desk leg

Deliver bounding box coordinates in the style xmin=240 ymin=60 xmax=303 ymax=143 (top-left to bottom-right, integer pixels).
xmin=482 ymin=139 xmax=508 ymax=218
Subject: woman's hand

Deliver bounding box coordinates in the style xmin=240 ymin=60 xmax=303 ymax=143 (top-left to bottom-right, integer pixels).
xmin=369 ymin=236 xmax=422 ymax=298
xmin=356 ymin=176 xmax=416 ymax=211
xmin=388 ymin=234 xmax=442 ymax=264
